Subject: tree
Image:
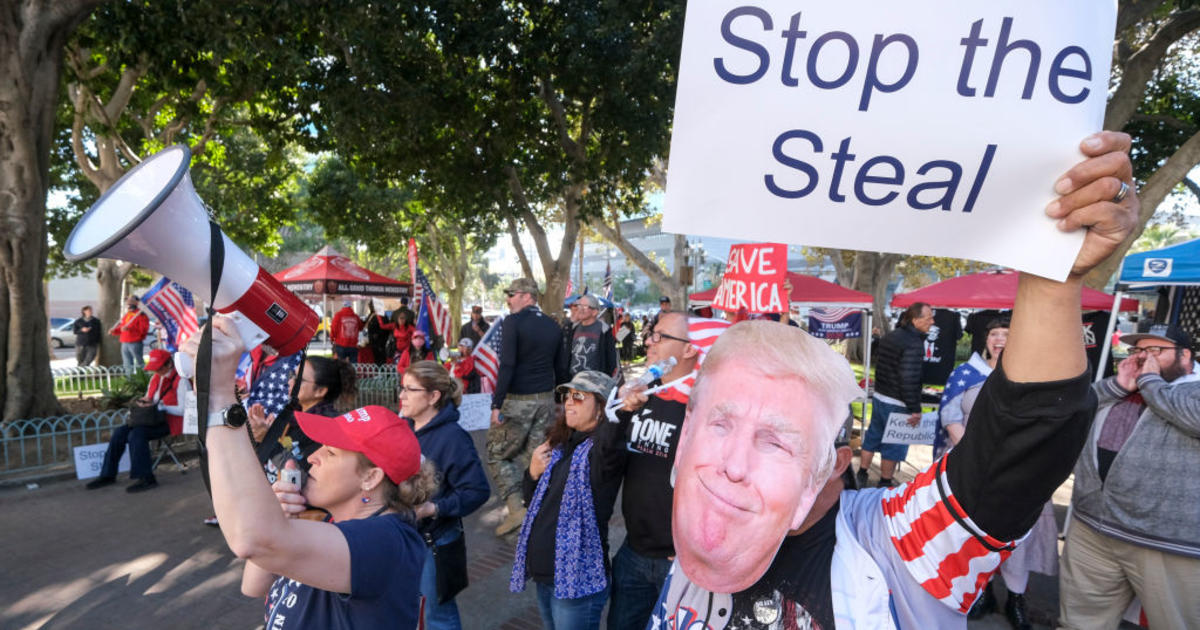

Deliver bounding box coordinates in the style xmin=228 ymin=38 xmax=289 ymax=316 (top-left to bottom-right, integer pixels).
xmin=301 ymin=155 xmax=498 ymax=343
xmin=1083 ymin=0 xmax=1200 ymax=287
xmin=55 ymin=1 xmax=313 ymax=364
xmin=295 ymin=1 xmax=685 ymax=316
xmin=1 ymin=1 xmax=105 ymax=422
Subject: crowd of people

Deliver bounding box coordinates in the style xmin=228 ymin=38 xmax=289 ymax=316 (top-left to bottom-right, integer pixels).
xmin=72 ymin=132 xmax=1200 ymax=629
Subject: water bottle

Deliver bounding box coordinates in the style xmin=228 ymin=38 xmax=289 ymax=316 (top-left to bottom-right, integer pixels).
xmin=630 ymin=356 xmax=677 ymax=389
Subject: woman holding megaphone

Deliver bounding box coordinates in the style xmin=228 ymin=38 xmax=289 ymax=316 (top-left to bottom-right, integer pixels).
xmin=180 ymin=316 xmax=437 ymax=628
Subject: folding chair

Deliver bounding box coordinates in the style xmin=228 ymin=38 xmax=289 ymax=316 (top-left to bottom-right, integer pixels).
xmin=152 ymin=435 xmax=187 ymax=473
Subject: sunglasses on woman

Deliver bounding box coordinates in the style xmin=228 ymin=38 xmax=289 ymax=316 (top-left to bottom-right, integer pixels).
xmin=562 ymin=389 xmax=589 ymax=403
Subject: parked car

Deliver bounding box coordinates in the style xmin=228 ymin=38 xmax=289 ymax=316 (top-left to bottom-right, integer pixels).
xmin=49 ymin=318 xmax=74 ymax=348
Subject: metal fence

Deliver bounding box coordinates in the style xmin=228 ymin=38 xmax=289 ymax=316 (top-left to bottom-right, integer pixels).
xmin=1 ymin=410 xmax=128 ymax=476
xmin=351 ymin=363 xmax=400 ymax=409
xmin=52 ymin=365 xmax=139 ymax=397
xmin=5 ymin=362 xmax=401 ymax=478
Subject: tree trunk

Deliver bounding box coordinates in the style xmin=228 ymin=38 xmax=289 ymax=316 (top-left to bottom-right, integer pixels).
xmin=845 ymin=251 xmax=903 ymax=362
xmin=0 ymin=1 xmax=101 ymax=422
xmin=590 ymin=218 xmax=688 ymax=306
xmin=95 ymin=258 xmax=132 ymax=365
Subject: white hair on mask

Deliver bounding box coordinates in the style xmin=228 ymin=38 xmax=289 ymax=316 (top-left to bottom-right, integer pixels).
xmin=688 ymin=320 xmax=865 ymax=488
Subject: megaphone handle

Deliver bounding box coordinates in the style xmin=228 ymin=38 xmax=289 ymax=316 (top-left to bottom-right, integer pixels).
xmin=195 ymin=220 xmax=226 ymax=496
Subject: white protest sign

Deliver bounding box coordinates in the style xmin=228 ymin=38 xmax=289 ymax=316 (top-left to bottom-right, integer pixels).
xmin=74 ymin=443 xmax=130 ymax=480
xmin=457 ymin=393 xmax=493 ymax=432
xmin=881 ymin=411 xmax=939 ymax=446
xmin=664 ymin=1 xmax=1117 ymax=281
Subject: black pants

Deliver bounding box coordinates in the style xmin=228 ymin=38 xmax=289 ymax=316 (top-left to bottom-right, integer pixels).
xmin=76 ymin=343 xmax=98 ymax=366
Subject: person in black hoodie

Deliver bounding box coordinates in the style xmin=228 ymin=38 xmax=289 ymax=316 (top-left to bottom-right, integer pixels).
xmin=510 ymin=371 xmax=626 ymax=630
xmin=72 ymin=305 xmax=102 ymax=366
xmin=401 ymin=360 xmax=490 ymax=630
xmin=858 ymin=302 xmax=933 ymax=488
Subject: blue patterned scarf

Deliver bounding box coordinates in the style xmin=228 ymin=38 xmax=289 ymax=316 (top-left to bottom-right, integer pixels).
xmin=509 ymin=435 xmax=607 ymax=599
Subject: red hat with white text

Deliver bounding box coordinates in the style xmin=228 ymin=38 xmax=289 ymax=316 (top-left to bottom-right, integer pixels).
xmin=295 ymin=405 xmax=421 ymax=483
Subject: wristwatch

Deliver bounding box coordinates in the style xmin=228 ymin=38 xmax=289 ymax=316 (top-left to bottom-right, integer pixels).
xmin=207 ymin=404 xmax=249 ymax=429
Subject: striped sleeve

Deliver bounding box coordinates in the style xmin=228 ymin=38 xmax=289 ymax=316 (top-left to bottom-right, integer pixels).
xmin=880 ymin=455 xmax=1021 ymax=613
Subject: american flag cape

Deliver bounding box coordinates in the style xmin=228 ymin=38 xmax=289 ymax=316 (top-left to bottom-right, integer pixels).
xmin=412 ymin=266 xmax=453 ymax=340
xmin=605 ymin=317 xmax=731 ymax=419
xmin=141 ymin=277 xmax=199 ymax=351
xmin=246 ymin=352 xmax=304 ymax=416
xmin=471 ymin=314 xmax=504 ymax=393
xmin=932 ymin=356 xmax=990 ymax=457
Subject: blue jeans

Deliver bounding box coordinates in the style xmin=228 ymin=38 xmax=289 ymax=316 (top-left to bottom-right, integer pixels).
xmin=419 ymin=527 xmax=464 ymax=630
xmin=607 ymin=541 xmax=672 ymax=630
xmin=862 ymin=397 xmax=911 ymax=462
xmin=333 ymin=345 xmax=358 ymax=363
xmin=121 ymin=341 xmax=144 ymax=369
xmin=101 ymin=423 xmax=170 ymax=479
xmin=536 ymin=582 xmax=609 ymax=630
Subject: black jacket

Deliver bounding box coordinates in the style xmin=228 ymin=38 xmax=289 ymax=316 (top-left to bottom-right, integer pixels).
xmin=521 ymin=418 xmax=626 ymax=584
xmin=873 ymin=324 xmax=925 ymax=412
xmin=493 ymin=306 xmax=566 ymax=409
xmin=459 ymin=318 xmax=489 ymax=347
xmin=410 ymin=403 xmax=490 ymax=540
xmin=72 ymin=316 xmax=102 ymax=346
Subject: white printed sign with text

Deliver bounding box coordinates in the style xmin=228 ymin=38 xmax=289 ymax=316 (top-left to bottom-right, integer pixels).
xmin=664 ymin=1 xmax=1117 ymax=281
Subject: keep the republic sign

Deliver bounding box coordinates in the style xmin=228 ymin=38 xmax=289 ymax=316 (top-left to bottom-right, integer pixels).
xmin=663 ymin=1 xmax=1117 ymax=281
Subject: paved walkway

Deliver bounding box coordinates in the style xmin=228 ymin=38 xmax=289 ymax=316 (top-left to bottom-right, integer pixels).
xmin=1 ymin=429 xmax=1077 ymax=629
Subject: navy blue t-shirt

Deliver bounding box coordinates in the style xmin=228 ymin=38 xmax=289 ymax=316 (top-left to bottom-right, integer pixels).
xmin=264 ymin=513 xmax=424 ymax=629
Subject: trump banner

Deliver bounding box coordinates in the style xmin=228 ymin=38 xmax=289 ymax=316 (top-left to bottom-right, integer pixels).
xmin=663 ymin=1 xmax=1117 ymax=281
xmin=712 ymin=243 xmax=787 ymax=314
xmin=808 ymin=307 xmax=863 ymax=339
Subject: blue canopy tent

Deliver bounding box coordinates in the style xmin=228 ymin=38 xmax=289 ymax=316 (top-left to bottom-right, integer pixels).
xmin=564 ymin=293 xmax=617 ymax=309
xmin=1095 ymin=238 xmax=1200 ymax=380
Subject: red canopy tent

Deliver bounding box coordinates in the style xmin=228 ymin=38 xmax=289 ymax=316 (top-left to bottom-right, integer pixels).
xmin=690 ymin=271 xmax=876 ymax=397
xmin=689 ymin=271 xmax=872 ymax=308
xmin=275 ymin=246 xmax=411 ymax=299
xmin=890 ymin=269 xmax=1139 ymax=311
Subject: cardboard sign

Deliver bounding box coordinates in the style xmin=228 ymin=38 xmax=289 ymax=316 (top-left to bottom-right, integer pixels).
xmin=881 ymin=411 xmax=938 ymax=445
xmin=712 ymin=243 xmax=788 ymax=313
xmin=74 ymin=443 xmax=130 ymax=480
xmin=457 ymin=393 xmax=493 ymax=432
xmin=663 ymin=1 xmax=1117 ymax=281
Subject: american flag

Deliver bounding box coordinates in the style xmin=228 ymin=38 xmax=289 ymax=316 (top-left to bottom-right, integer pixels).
xmin=564 ymin=277 xmax=574 ymax=299
xmin=809 ymin=307 xmax=859 ymax=322
xmin=471 ymin=314 xmax=504 ymax=393
xmin=653 ymin=317 xmax=732 ymax=403
xmin=603 ymin=262 xmax=612 ymax=302
xmin=412 ymin=266 xmax=453 ymax=339
xmin=246 ymin=352 xmax=304 ymax=416
xmin=141 ymin=277 xmax=198 ymax=352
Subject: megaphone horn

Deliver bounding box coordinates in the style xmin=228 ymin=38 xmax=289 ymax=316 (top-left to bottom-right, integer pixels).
xmin=63 ymin=144 xmax=318 ymax=356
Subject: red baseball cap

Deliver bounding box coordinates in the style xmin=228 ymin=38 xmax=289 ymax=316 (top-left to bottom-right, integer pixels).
xmin=144 ymin=349 xmax=172 ymax=372
xmin=294 ymin=405 xmax=421 ymax=484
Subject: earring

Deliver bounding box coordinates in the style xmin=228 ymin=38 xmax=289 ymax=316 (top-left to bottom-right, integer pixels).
xmin=361 ymin=495 xmax=370 ymax=504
